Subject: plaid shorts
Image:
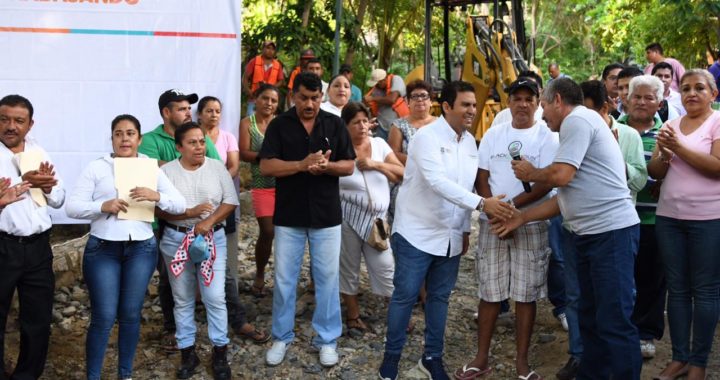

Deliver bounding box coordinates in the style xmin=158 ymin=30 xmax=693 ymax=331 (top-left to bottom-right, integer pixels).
xmin=475 ymin=219 xmax=551 ymax=302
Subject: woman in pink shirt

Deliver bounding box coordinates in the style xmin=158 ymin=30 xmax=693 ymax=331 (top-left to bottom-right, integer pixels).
xmin=648 ymin=69 xmax=720 ymax=380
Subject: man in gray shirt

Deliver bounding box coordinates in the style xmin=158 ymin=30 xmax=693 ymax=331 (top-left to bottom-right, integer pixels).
xmin=493 ymin=78 xmax=642 ymax=380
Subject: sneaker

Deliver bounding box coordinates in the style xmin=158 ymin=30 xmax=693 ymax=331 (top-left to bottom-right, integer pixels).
xmin=557 ymin=313 xmax=569 ymax=331
xmin=418 ymin=356 xmax=450 ymax=380
xmin=556 ymin=356 xmax=580 ymax=380
xmin=378 ymin=353 xmax=401 ymax=380
xmin=640 ymin=339 xmax=656 ymax=358
xmin=319 ymin=345 xmax=339 ymax=367
xmin=265 ymin=341 xmax=289 ymax=366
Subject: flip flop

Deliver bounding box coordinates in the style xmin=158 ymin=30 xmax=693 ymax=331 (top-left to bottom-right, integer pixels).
xmin=236 ymin=325 xmax=271 ymax=344
xmin=518 ymin=370 xmax=543 ymax=380
xmin=453 ymin=364 xmax=492 ymax=379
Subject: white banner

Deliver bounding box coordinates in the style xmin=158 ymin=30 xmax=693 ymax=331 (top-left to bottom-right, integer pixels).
xmin=0 ymin=0 xmax=242 ymax=223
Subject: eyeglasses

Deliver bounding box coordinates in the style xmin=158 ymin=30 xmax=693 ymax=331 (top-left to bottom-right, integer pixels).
xmin=409 ymin=93 xmax=430 ymax=101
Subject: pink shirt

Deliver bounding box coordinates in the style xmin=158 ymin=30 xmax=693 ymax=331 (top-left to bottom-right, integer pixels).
xmin=657 ymin=111 xmax=720 ymax=220
xmin=213 ymin=129 xmax=239 ymax=164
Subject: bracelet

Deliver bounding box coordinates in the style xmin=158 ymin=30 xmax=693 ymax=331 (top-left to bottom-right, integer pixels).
xmin=478 ymin=198 xmax=485 ymax=213
xmin=660 ymin=153 xmax=674 ymax=164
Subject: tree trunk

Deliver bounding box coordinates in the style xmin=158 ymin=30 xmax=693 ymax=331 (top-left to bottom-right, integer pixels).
xmin=344 ymin=0 xmax=369 ymax=65
xmin=300 ymin=0 xmax=312 ymax=46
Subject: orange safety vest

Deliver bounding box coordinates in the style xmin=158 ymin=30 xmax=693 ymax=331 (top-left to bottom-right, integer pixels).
xmin=287 ymin=66 xmax=302 ymax=92
xmin=250 ymin=56 xmax=282 ymax=93
xmin=366 ymin=74 xmax=410 ymax=118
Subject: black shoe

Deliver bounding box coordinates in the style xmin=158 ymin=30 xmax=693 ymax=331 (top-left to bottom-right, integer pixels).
xmin=212 ymin=345 xmax=232 ymax=380
xmin=176 ymin=345 xmax=200 ymax=379
xmin=378 ymin=352 xmax=401 ymax=380
xmin=419 ymin=356 xmax=450 ymax=380
xmin=556 ymin=356 xmax=580 ymax=380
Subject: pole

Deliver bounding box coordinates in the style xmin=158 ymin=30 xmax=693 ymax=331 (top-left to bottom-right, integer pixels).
xmin=443 ymin=2 xmax=451 ymax=82
xmin=333 ymin=0 xmax=342 ymax=76
xmin=424 ymin=0 xmax=432 ymax=83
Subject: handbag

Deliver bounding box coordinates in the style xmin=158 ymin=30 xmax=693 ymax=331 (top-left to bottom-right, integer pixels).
xmin=361 ymin=170 xmax=390 ymax=251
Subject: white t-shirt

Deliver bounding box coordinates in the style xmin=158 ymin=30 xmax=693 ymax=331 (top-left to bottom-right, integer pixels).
xmin=320 ymin=101 xmax=342 ymax=117
xmin=478 ymin=120 xmax=559 ymax=220
xmin=161 ymin=158 xmax=239 ymax=227
xmin=490 ymin=105 xmax=544 ymax=128
xmin=339 ymin=137 xmax=393 ymax=239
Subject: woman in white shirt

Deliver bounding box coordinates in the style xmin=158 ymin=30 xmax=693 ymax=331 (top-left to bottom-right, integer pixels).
xmin=66 ymin=114 xmax=185 ymax=380
xmin=339 ymin=102 xmax=404 ymax=333
xmin=321 ymin=75 xmax=352 ymax=116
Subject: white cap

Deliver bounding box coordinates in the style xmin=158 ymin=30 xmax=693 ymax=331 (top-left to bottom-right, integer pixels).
xmin=366 ymin=68 xmax=388 ymax=87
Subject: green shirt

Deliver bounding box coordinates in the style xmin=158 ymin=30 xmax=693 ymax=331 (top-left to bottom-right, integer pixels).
xmin=138 ymin=124 xmax=221 ymax=162
xmin=611 ymin=118 xmax=648 ymax=204
xmin=617 ymin=115 xmax=662 ymax=224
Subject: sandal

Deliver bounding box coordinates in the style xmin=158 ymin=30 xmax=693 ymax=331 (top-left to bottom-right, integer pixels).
xmin=453 ymin=364 xmax=492 ymax=379
xmin=160 ymin=331 xmax=178 ymax=353
xmin=235 ymin=324 xmax=271 ymax=344
xmin=518 ymin=370 xmax=543 ymax=380
xmin=251 ymin=283 xmax=267 ymax=298
xmin=346 ymin=317 xmax=368 ymax=332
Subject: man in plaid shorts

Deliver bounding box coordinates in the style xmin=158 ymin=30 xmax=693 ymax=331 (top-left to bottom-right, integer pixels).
xmin=454 ymin=79 xmax=558 ymax=380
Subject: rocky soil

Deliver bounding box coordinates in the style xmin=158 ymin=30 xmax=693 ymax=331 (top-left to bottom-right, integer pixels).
xmin=4 ymin=208 xmax=719 ymax=379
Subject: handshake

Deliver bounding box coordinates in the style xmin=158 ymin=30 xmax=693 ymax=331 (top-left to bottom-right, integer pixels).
xmin=479 ymin=194 xmax=524 ymax=239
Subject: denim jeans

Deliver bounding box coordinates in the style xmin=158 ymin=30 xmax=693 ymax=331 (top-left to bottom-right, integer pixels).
xmin=271 ymin=225 xmax=342 ymax=348
xmin=656 ymin=216 xmax=720 ymax=367
xmin=83 ymin=235 xmax=157 ymax=380
xmin=547 ymin=215 xmax=567 ymax=317
xmin=568 ymin=224 xmax=641 ymax=380
xmin=385 ymin=233 xmax=461 ymax=357
xmin=631 ymin=224 xmax=666 ymax=341
xmin=560 ymin=225 xmax=583 ymax=360
xmin=160 ymin=227 xmax=229 ymax=349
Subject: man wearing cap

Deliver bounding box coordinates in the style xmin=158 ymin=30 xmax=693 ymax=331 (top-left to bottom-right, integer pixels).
xmin=455 ymin=79 xmax=558 ymax=380
xmin=243 ymin=40 xmax=285 ymax=115
xmin=364 ymin=69 xmax=409 ymax=140
xmin=139 ymin=89 xmax=221 ymax=351
xmin=287 ymin=48 xmax=316 ymax=95
xmin=0 ymin=94 xmax=65 ymax=379
xmin=340 ymin=64 xmax=362 ymax=102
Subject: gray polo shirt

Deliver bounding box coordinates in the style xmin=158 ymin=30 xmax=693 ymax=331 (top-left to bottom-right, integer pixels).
xmin=554 ymin=106 xmax=639 ymax=234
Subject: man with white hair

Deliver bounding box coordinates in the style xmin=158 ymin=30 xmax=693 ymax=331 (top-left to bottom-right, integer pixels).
xmin=617 ymin=75 xmax=668 ymax=359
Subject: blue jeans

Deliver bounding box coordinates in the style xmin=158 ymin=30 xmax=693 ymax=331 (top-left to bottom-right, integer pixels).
xmin=568 ymin=224 xmax=641 ymax=380
xmin=547 ymin=215 xmax=567 ymax=316
xmin=271 ymin=225 xmax=342 ymax=348
xmin=656 ymin=216 xmax=720 ymax=367
xmin=560 ymin=225 xmax=583 ymax=360
xmin=160 ymin=227 xmax=229 ymax=349
xmin=83 ymin=235 xmax=157 ymax=380
xmin=385 ymin=233 xmax=461 ymax=357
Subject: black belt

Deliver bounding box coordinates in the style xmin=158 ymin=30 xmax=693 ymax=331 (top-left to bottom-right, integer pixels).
xmin=166 ymin=224 xmax=223 ymax=233
xmin=0 ymin=229 xmax=50 ymax=244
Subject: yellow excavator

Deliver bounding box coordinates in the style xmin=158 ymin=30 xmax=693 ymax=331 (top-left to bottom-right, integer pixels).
xmin=410 ymin=0 xmax=534 ymax=140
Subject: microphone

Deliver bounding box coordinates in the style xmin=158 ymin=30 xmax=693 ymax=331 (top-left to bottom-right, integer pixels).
xmin=508 ymin=142 xmax=532 ymax=193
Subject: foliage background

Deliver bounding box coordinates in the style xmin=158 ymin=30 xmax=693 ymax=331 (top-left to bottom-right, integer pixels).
xmin=241 ymin=0 xmax=719 ymax=108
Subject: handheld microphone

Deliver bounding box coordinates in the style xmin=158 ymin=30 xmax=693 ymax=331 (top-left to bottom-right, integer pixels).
xmin=508 ymin=141 xmax=532 ymax=193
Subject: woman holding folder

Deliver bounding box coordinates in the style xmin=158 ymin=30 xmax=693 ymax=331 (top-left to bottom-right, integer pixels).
xmin=65 ymin=114 xmax=186 ymax=380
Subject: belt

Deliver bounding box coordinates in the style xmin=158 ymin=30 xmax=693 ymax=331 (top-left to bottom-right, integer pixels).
xmin=166 ymin=224 xmax=223 ymax=234
xmin=0 ymin=229 xmax=50 ymax=244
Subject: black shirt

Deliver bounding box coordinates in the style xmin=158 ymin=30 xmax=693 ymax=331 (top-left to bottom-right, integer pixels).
xmin=258 ymin=108 xmax=356 ymax=228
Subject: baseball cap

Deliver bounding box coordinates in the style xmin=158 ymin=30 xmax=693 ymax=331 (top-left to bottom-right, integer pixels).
xmin=507 ymin=78 xmax=539 ymax=96
xmin=262 ymin=40 xmax=276 ymax=48
xmin=158 ymin=89 xmax=199 ymax=111
xmin=300 ymin=48 xmax=316 ymax=59
xmin=366 ymin=68 xmax=388 ymax=87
